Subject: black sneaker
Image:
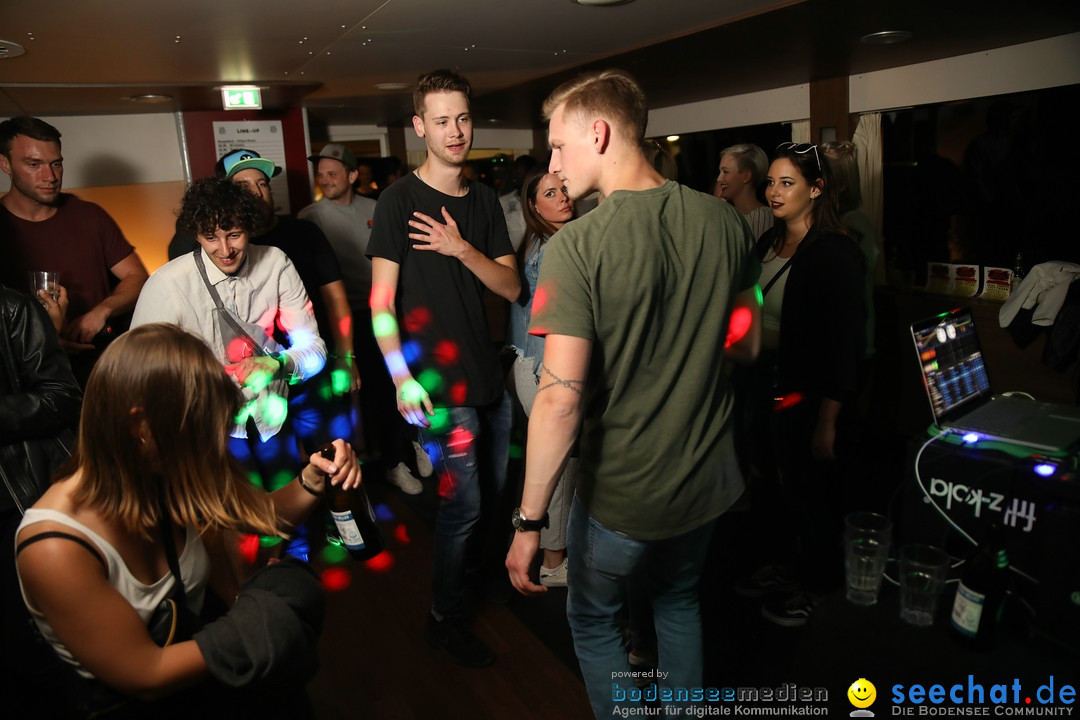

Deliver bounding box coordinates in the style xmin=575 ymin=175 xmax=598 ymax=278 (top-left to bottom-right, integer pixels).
xmin=761 ymin=590 xmax=817 ymax=628
xmin=426 ymin=615 xmax=496 ymax=667
xmin=735 ymin=564 xmax=800 ymax=598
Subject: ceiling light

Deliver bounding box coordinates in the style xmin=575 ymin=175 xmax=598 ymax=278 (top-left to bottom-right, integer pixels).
xmin=571 ymin=0 xmax=635 ymax=5
xmin=375 ymin=82 xmax=410 ymax=91
xmin=0 ymin=39 xmax=27 ymax=59
xmin=126 ymin=94 xmax=173 ymax=104
xmin=860 ymin=30 xmax=914 ymax=45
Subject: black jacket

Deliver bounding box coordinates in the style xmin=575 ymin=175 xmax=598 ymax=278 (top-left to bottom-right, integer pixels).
xmin=756 ymin=226 xmax=866 ymax=403
xmin=0 ymin=286 xmax=82 ymax=513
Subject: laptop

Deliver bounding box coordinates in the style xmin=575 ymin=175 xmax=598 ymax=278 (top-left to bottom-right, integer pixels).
xmin=910 ymin=307 xmax=1080 ymax=452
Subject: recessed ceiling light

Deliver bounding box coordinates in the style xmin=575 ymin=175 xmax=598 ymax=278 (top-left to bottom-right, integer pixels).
xmin=860 ymin=30 xmax=914 ymax=45
xmin=0 ymin=39 xmax=27 ymax=59
xmin=375 ymin=82 xmax=410 ymax=91
xmin=571 ymin=0 xmax=635 ymax=5
xmin=126 ymin=94 xmax=173 ymax=104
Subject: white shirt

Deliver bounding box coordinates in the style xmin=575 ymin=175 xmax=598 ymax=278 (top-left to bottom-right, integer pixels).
xmin=131 ymin=244 xmax=326 ymax=439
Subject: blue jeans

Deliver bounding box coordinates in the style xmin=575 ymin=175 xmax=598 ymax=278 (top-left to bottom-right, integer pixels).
xmin=566 ymin=496 xmax=716 ymax=718
xmin=418 ymin=391 xmax=512 ymax=618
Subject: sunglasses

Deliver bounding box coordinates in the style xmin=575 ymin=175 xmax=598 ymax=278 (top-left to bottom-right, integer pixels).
xmin=777 ymin=142 xmax=821 ymax=173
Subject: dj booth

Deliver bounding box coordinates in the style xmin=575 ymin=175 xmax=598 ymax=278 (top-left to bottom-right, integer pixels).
xmin=900 ymin=430 xmax=1080 ymax=654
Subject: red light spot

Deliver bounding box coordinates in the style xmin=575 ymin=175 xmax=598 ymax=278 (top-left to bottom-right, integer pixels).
xmin=320 ymin=566 xmax=352 ymax=592
xmin=448 ymin=426 xmax=474 ymax=454
xmin=532 ymin=285 xmax=548 ymax=314
xmin=725 ymin=307 xmax=752 ymax=348
xmin=448 ymin=381 xmax=467 ymax=405
xmin=438 ymin=470 xmax=457 ymax=500
xmin=394 ymin=523 xmax=411 ymax=544
xmin=338 ymin=316 xmax=352 ymax=338
xmin=773 ymin=392 xmax=804 ymax=411
xmin=1026 ymin=698 xmax=1032 ymax=705
xmin=226 ymin=336 xmax=256 ymax=362
xmin=404 ymin=307 xmax=432 ymax=333
xmin=370 ymin=282 xmax=394 ymax=309
xmin=364 ymin=551 xmax=395 ymax=573
xmin=238 ymin=534 xmax=260 ymax=564
xmin=433 ymin=340 xmax=459 ymax=366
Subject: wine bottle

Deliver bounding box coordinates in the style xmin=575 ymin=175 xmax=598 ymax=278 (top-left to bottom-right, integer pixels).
xmin=320 ymin=443 xmax=384 ymax=561
xmin=949 ymin=523 xmax=1009 ymax=650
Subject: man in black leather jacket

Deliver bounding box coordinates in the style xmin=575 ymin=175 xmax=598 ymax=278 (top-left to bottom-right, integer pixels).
xmin=0 ymin=283 xmax=82 ymax=705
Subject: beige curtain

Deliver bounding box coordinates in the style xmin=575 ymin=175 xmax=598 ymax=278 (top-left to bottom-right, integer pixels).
xmin=852 ymin=113 xmax=885 ymax=283
xmin=790 ymin=119 xmax=810 ymax=144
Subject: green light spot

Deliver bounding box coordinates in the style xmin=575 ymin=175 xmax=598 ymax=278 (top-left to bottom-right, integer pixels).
xmin=428 ymin=407 xmax=452 ymax=435
xmin=259 ymin=535 xmax=284 ymax=548
xmin=270 ymin=470 xmax=294 ymax=492
xmin=400 ymin=378 xmax=426 ymax=404
xmin=320 ymin=544 xmax=349 ymax=564
xmin=331 ymin=368 xmax=351 ymax=395
xmin=372 ymin=313 xmax=398 ymax=338
xmin=508 ymin=443 xmax=523 ymax=460
xmin=417 ymin=368 xmax=444 ymax=395
xmin=262 ymin=394 xmax=289 ymax=426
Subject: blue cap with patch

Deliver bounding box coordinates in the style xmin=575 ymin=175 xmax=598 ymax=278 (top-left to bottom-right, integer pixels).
xmin=216 ymin=148 xmax=281 ymax=180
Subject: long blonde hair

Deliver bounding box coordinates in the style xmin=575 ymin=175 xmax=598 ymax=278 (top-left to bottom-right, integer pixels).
xmin=69 ymin=323 xmax=280 ymax=539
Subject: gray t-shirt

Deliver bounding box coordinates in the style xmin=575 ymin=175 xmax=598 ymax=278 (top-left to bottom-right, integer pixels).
xmin=298 ymin=195 xmax=378 ymax=312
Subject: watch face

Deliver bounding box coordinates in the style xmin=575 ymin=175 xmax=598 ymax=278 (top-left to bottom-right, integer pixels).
xmin=511 ymin=507 xmax=523 ymax=528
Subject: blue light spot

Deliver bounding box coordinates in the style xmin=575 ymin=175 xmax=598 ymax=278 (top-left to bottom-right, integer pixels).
xmin=1034 ymin=463 xmax=1056 ymax=478
xmin=961 ymin=432 xmax=980 ymax=444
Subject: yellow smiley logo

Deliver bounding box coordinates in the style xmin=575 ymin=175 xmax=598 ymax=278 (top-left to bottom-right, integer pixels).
xmin=847 ymin=678 xmax=877 ymax=709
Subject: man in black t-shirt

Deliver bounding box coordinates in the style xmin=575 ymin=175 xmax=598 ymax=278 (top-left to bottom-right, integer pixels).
xmin=367 ymin=69 xmax=519 ymax=668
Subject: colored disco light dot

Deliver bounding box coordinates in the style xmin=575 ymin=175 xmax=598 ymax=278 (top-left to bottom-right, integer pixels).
xmin=320 ymin=544 xmax=349 ymax=565
xmin=394 ymin=523 xmax=411 ymax=544
xmin=374 ymin=503 xmax=395 ymax=522
xmin=331 ymin=367 xmax=352 ymax=395
xmin=1033 ymin=463 xmax=1056 ymax=477
xmin=433 ymin=340 xmax=459 ymax=366
xmin=400 ymin=378 xmax=426 ymax=404
xmin=417 ymin=368 xmax=445 ymax=395
xmin=403 ymin=307 xmax=432 ymax=333
xmin=449 ymin=381 xmax=467 ymax=405
xmin=270 ymin=470 xmax=294 ymax=492
xmin=262 ymin=393 xmax=289 ymax=426
xmin=428 ymin=408 xmax=452 ymax=434
xmin=401 ymin=340 xmax=423 ymax=365
xmin=320 ymin=566 xmax=353 ymax=592
xmin=238 ymin=533 xmax=260 ymax=564
xmin=364 ymin=551 xmax=394 ymax=573
xmin=509 ymin=442 xmax=523 ymax=459
xmin=725 ymin=306 xmax=753 ymax=348
xmin=532 ymin=285 xmax=548 ymax=314
xmin=447 ymin=426 xmax=474 ymax=453
xmin=438 ymin=470 xmax=457 ymax=500
xmin=259 ymin=535 xmax=284 ymax=548
xmin=372 ymin=312 xmax=398 ymax=338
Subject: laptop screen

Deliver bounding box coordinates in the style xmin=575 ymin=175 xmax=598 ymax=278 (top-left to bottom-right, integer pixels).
xmin=910 ymin=308 xmax=991 ymax=422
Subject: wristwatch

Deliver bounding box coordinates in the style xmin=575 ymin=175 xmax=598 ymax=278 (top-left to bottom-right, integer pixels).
xmin=511 ymin=507 xmax=549 ymax=532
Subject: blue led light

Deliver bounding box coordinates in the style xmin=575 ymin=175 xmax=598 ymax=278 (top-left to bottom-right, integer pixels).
xmin=962 ymin=432 xmax=980 ymax=444
xmin=1033 ymin=463 xmax=1056 ymax=478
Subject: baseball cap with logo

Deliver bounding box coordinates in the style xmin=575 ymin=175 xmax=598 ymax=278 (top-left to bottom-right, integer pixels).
xmin=216 ymin=149 xmax=281 ymax=180
xmin=308 ymin=143 xmax=358 ymax=172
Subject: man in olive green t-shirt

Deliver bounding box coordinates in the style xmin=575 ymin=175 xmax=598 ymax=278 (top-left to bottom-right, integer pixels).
xmin=505 ymin=69 xmax=761 ymax=718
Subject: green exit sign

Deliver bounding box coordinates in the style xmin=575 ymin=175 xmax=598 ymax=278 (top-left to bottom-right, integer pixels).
xmin=221 ymin=87 xmax=262 ymax=110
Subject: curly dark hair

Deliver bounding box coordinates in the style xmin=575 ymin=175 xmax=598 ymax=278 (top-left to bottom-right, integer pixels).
xmin=176 ymin=176 xmax=262 ymax=239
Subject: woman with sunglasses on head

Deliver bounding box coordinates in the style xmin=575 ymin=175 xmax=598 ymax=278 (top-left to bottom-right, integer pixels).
xmin=508 ymin=170 xmax=575 ymax=589
xmin=737 ymin=142 xmax=865 ymax=628
xmin=14 ymin=323 xmax=360 ymax=718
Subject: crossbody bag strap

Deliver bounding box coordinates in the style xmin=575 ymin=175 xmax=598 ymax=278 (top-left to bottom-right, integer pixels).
xmin=157 ymin=483 xmax=186 ymax=605
xmin=761 ymin=256 xmax=795 ymax=297
xmin=191 ymin=249 xmax=266 ymax=358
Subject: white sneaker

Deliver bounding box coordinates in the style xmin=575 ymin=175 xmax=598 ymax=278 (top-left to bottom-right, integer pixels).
xmin=387 ymin=461 xmax=423 ymax=495
xmin=413 ymin=440 xmax=434 ymax=478
xmin=539 ymin=558 xmax=568 ymax=588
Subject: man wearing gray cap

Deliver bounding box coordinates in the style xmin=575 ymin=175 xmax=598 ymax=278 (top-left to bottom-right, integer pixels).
xmin=299 ymin=145 xmax=429 ymax=495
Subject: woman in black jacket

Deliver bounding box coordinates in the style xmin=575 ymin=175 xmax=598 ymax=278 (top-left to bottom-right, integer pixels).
xmin=737 ymin=143 xmax=866 ymax=627
xmin=1 ymin=282 xmax=82 ymax=709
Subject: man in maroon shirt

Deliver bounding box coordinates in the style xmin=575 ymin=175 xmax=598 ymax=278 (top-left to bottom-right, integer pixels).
xmin=0 ymin=116 xmax=149 ymax=384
